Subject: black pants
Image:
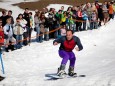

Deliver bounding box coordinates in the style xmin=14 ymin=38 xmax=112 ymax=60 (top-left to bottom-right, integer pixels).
xmin=109 ymin=14 xmax=114 ymax=20
xmin=76 ymin=17 xmax=83 ymax=31
xmin=28 ymin=28 xmax=32 ymax=43
xmin=23 ymin=32 xmax=28 ymax=46
xmin=49 ymin=24 xmax=54 ymax=39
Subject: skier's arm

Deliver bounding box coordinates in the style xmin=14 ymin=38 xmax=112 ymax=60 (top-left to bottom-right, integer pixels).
xmin=75 ymin=37 xmax=83 ymax=51
xmin=53 ymin=37 xmax=63 ymax=45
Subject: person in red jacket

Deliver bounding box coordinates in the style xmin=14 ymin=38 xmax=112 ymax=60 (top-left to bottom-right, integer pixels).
xmin=53 ymin=29 xmax=83 ymax=77
xmin=0 ymin=18 xmax=5 ymax=81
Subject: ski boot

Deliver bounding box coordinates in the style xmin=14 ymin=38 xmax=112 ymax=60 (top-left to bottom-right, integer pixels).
xmin=57 ymin=64 xmax=67 ymax=78
xmin=68 ymin=66 xmax=77 ymax=77
xmin=0 ymin=76 xmax=5 ymax=81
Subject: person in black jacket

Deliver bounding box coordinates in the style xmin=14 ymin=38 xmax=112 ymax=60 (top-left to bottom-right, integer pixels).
xmin=0 ymin=10 xmax=7 ymax=27
xmin=98 ymin=5 xmax=104 ymax=27
xmin=23 ymin=8 xmax=30 ymax=46
xmin=6 ymin=10 xmax=14 ymax=26
xmin=48 ymin=8 xmax=55 ymax=39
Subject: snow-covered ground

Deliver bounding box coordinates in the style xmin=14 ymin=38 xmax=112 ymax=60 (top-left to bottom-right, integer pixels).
xmin=0 ymin=1 xmax=115 ymax=86
xmin=0 ymin=19 xmax=115 ymax=86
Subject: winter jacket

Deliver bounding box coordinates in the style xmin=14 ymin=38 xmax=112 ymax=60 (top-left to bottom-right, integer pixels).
xmin=13 ymin=24 xmax=25 ymax=35
xmin=3 ymin=24 xmax=13 ymax=38
xmin=0 ymin=15 xmax=7 ymax=27
xmin=34 ymin=16 xmax=40 ymax=27
xmin=109 ymin=5 xmax=114 ymax=14
xmin=53 ymin=36 xmax=83 ymax=52
xmin=0 ymin=27 xmax=4 ymax=45
xmin=82 ymin=11 xmax=88 ymax=20
xmin=14 ymin=19 xmax=27 ymax=35
xmin=23 ymin=12 xmax=30 ymax=27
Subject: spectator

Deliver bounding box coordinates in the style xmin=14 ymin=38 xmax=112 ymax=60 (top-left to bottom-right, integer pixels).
xmin=48 ymin=8 xmax=55 ymax=39
xmin=28 ymin=12 xmax=33 ymax=44
xmin=90 ymin=10 xmax=98 ymax=29
xmin=103 ymin=1 xmax=109 ymax=25
xmin=98 ymin=5 xmax=104 ymax=27
xmin=23 ymin=8 xmax=30 ymax=46
xmin=13 ymin=14 xmax=27 ymax=49
xmin=0 ymin=10 xmax=7 ymax=27
xmin=6 ymin=10 xmax=14 ymax=28
xmin=108 ymin=2 xmax=114 ymax=20
xmin=0 ymin=18 xmax=5 ymax=81
xmin=82 ymin=9 xmax=88 ymax=31
xmin=76 ymin=7 xmax=82 ymax=31
xmin=4 ymin=17 xmax=16 ymax=52
xmin=34 ymin=10 xmax=41 ymax=42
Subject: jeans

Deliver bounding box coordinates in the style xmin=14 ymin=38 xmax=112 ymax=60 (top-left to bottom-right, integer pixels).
xmin=16 ymin=35 xmax=23 ymax=49
xmin=44 ymin=27 xmax=49 ymax=41
xmin=90 ymin=21 xmax=98 ymax=30
xmin=54 ymin=25 xmax=60 ymax=39
xmin=83 ymin=20 xmax=86 ymax=31
xmin=23 ymin=32 xmax=28 ymax=45
xmin=35 ymin=26 xmax=41 ymax=42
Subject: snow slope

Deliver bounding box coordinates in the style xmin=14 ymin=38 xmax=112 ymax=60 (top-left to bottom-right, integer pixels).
xmin=0 ymin=19 xmax=114 ymax=86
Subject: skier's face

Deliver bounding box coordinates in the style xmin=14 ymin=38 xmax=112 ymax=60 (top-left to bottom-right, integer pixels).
xmin=7 ymin=18 xmax=11 ymax=24
xmin=66 ymin=31 xmax=73 ymax=40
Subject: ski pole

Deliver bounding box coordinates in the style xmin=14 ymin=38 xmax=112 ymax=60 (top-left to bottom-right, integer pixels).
xmin=0 ymin=52 xmax=5 ymax=74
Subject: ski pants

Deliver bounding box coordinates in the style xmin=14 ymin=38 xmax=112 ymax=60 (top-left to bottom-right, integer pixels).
xmin=58 ymin=50 xmax=76 ymax=67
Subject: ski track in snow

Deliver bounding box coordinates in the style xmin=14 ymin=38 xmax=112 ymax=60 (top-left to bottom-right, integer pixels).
xmin=0 ymin=1 xmax=115 ymax=86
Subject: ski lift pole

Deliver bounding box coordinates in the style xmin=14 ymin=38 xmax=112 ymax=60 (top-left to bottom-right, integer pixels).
xmin=0 ymin=52 xmax=5 ymax=74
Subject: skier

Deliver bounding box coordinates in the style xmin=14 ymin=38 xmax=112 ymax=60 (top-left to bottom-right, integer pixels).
xmin=53 ymin=29 xmax=83 ymax=77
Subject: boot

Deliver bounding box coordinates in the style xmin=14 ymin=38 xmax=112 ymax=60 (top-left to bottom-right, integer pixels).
xmin=57 ymin=64 xmax=67 ymax=77
xmin=68 ymin=66 xmax=77 ymax=77
xmin=5 ymin=47 xmax=9 ymax=52
xmin=0 ymin=76 xmax=5 ymax=81
xmin=11 ymin=45 xmax=16 ymax=51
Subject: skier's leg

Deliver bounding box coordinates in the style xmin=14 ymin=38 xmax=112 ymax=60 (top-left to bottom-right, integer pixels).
xmin=69 ymin=51 xmax=76 ymax=67
xmin=57 ymin=50 xmax=69 ymax=76
xmin=58 ymin=50 xmax=70 ymax=66
xmin=68 ymin=52 xmax=77 ymax=76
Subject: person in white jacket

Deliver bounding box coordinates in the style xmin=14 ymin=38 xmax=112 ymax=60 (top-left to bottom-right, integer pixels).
xmin=13 ymin=14 xmax=27 ymax=49
xmin=34 ymin=10 xmax=41 ymax=42
xmin=4 ymin=17 xmax=16 ymax=52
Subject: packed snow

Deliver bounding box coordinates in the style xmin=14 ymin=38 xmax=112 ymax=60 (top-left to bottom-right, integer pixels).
xmin=0 ymin=1 xmax=115 ymax=86
xmin=0 ymin=19 xmax=115 ymax=86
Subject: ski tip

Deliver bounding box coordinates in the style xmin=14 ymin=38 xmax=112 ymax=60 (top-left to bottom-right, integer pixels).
xmin=79 ymin=75 xmax=86 ymax=77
